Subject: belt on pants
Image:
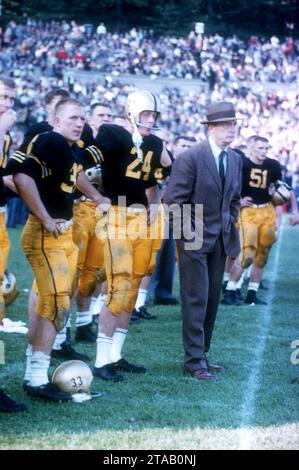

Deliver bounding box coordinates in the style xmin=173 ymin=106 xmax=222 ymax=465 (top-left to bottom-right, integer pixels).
xmin=251 ymin=202 xmax=271 ymax=208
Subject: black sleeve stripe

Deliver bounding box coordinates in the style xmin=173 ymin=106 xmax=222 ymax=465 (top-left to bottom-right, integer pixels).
xmin=86 ymin=145 xmax=104 ymax=163
xmin=12 ymin=151 xmax=26 ymax=161
xmin=10 ymin=156 xmax=25 ymax=164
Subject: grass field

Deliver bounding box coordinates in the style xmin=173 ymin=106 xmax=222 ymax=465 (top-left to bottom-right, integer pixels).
xmin=0 ymin=220 xmax=298 ymax=450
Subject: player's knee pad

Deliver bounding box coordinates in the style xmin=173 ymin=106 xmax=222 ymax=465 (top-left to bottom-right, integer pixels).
xmin=36 ymin=293 xmax=71 ymax=331
xmin=123 ymin=277 xmax=142 ymax=313
xmin=78 ymin=267 xmax=99 ymax=298
xmin=254 ymin=245 xmax=271 ymax=268
xmin=240 ymin=246 xmax=255 ymax=269
xmin=105 ymin=278 xmax=133 ymax=315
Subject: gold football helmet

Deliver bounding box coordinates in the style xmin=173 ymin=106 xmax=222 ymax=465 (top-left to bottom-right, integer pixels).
xmin=271 ymin=180 xmax=291 ymax=206
xmin=125 ymin=90 xmax=161 ymax=130
xmin=85 ymin=164 xmax=103 ymax=192
xmin=52 ymin=360 xmax=93 ymax=394
xmin=1 ymin=270 xmax=19 ymax=307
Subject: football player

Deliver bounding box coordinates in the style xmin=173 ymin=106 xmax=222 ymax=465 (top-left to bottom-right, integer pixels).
xmin=18 ymin=89 xmax=92 ymax=361
xmin=93 ymin=90 xmax=172 ymax=381
xmin=223 ymin=135 xmax=298 ymax=305
xmin=7 ymin=98 xmax=110 ymax=400
xmin=72 ymin=102 xmax=113 ymax=343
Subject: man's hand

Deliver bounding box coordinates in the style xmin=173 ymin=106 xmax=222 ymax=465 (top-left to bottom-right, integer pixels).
xmin=0 ymin=109 xmax=17 ymax=132
xmin=42 ymin=217 xmax=67 ymax=238
xmin=95 ymin=196 xmax=112 ymax=214
xmin=290 ymin=212 xmax=299 ymax=226
xmin=241 ymin=196 xmax=253 ymax=207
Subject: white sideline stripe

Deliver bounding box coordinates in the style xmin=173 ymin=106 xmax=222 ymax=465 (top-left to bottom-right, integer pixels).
xmin=238 ymin=222 xmax=284 ymax=450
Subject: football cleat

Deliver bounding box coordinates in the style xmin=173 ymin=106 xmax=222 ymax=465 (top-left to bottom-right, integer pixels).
xmin=245 ymin=290 xmax=267 ymax=305
xmin=0 ymin=389 xmax=27 ymax=412
xmin=51 ymin=341 xmax=90 ymax=361
xmin=137 ymin=306 xmax=157 ymax=320
xmin=93 ymin=364 xmax=124 ymax=382
xmin=112 ymin=358 xmax=146 ymax=374
xmin=75 ymin=323 xmax=97 ymax=343
xmin=26 ymin=382 xmax=72 ymax=401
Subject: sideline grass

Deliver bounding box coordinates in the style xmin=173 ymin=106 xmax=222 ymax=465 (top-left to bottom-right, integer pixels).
xmin=0 ymin=222 xmax=298 ymax=450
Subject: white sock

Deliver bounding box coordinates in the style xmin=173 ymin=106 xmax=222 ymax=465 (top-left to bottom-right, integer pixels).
xmin=90 ymin=296 xmax=97 ymax=316
xmin=95 ymin=333 xmax=113 ymax=368
xmin=248 ymin=282 xmax=259 ymax=292
xmin=226 ymin=281 xmax=238 ymax=291
xmin=93 ymin=294 xmax=107 ymax=316
xmin=53 ymin=326 xmax=67 ymax=350
xmin=135 ymin=288 xmax=147 ymax=311
xmin=30 ymin=351 xmax=50 ymax=387
xmin=24 ymin=344 xmax=33 ymax=382
xmin=244 ymin=265 xmax=252 ymax=280
xmin=110 ymin=328 xmax=127 ymax=363
xmin=223 ymin=272 xmax=230 ymax=282
xmin=66 ymin=316 xmax=71 ymax=328
xmin=76 ymin=310 xmax=92 ymax=327
xmin=236 ymin=272 xmax=245 ymax=289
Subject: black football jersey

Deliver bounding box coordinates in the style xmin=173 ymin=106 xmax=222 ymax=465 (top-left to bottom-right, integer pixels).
xmin=76 ymin=123 xmax=95 ymax=149
xmin=20 ymin=121 xmax=53 ymax=154
xmin=95 ymin=124 xmax=171 ymax=206
xmin=6 ymin=132 xmax=82 ymax=220
xmin=241 ymin=155 xmax=282 ymax=204
xmin=0 ymin=132 xmax=12 ymax=206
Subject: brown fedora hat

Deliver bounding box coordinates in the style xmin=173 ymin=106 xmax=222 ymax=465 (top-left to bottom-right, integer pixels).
xmin=201 ymin=101 xmax=238 ymax=124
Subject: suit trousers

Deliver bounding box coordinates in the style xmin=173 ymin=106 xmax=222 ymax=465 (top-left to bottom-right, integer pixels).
xmin=177 ymin=235 xmax=226 ymax=372
xmin=149 ymin=227 xmax=176 ymax=302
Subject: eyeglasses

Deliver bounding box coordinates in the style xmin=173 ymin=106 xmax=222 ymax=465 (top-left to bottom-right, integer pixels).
xmin=0 ymin=95 xmax=15 ymax=105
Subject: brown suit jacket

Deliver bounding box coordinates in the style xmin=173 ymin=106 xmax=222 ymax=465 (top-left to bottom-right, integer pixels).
xmin=164 ymin=139 xmax=242 ymax=257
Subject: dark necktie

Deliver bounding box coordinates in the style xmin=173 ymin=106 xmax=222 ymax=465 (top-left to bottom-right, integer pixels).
xmin=219 ymin=150 xmax=226 ymax=190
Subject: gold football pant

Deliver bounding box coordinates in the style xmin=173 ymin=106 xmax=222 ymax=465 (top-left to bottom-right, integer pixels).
xmin=98 ymin=207 xmax=154 ymax=315
xmin=238 ymin=204 xmax=276 ymax=269
xmin=21 ymin=215 xmax=78 ymax=331
xmin=0 ymin=211 xmax=10 ymax=322
xmin=73 ymin=201 xmax=105 ymax=297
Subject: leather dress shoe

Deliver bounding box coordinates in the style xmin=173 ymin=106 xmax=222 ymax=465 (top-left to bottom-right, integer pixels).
xmin=93 ymin=364 xmax=124 ymax=382
xmin=184 ymin=368 xmax=216 ymax=381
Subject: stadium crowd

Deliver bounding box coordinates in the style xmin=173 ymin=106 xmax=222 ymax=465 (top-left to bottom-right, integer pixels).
xmin=1 ymin=19 xmax=298 ymax=83
xmin=0 ymin=20 xmax=297 ymax=183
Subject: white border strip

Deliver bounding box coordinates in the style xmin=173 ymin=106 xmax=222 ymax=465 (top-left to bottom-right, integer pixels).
xmin=238 ymin=222 xmax=284 ymax=450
